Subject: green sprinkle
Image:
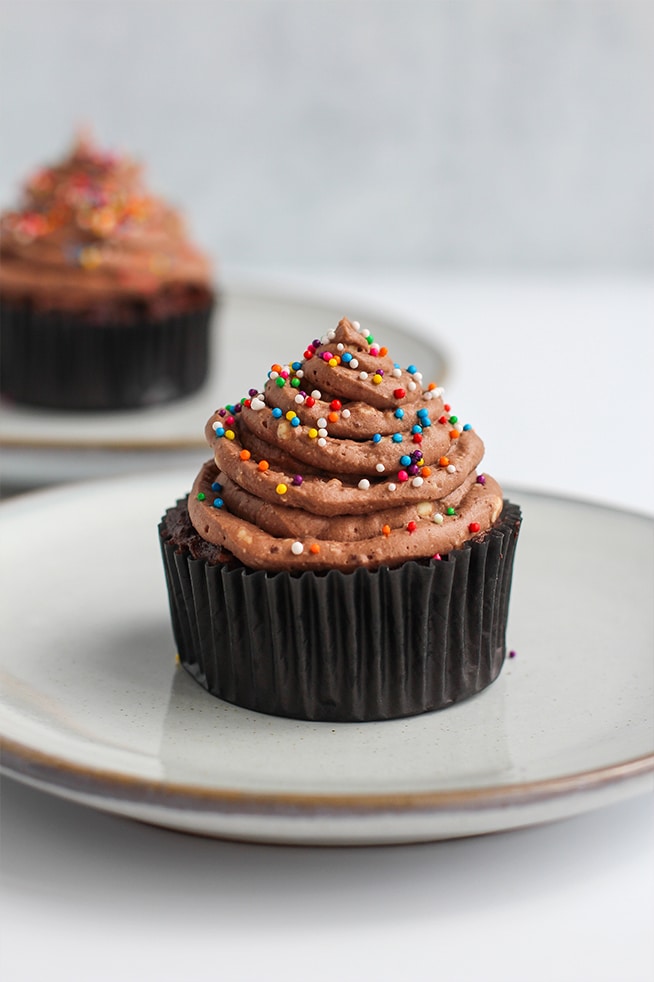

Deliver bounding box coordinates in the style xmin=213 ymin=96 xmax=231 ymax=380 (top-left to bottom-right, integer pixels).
xmin=367 ymin=334 xmax=374 ymax=343
xmin=290 ymin=377 xmax=301 ymax=388
xmin=446 ymin=506 xmax=456 ymax=516
xmin=197 ymin=492 xmax=206 ymax=501
xmin=275 ymin=377 xmax=285 ymax=387
xmin=449 ymin=415 xmax=458 ymax=424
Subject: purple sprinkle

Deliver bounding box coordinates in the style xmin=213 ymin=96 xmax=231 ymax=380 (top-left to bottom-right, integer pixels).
xmin=313 ymin=339 xmax=321 ymax=348
xmin=476 ymin=475 xmax=486 ymax=485
xmin=509 ymin=650 xmax=516 ymax=659
xmin=218 ymin=409 xmax=227 ymax=417
xmin=377 ymin=369 xmax=384 ymax=377
xmin=407 ymin=464 xmax=419 ymax=476
xmin=411 ymin=450 xmax=423 ymax=461
xmin=292 ymin=475 xmax=303 ymax=486
xmin=234 ymin=404 xmax=242 ymax=413
xmin=248 ymin=388 xmax=258 ymax=397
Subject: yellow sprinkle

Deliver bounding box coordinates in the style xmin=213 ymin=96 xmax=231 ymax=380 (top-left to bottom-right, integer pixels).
xmin=328 ymin=358 xmax=338 ymax=367
xmin=286 ymin=410 xmax=296 ymax=420
xmin=79 ymin=246 xmax=102 ymax=270
xmin=308 ymin=428 xmax=318 ymax=439
xmin=225 ymin=430 xmax=235 ymax=440
xmin=372 ymin=374 xmax=383 ymax=385
xmin=276 ymin=483 xmax=288 ymax=495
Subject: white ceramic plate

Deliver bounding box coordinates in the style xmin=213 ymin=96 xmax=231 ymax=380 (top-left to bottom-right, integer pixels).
xmin=0 ymin=277 xmax=447 ymax=490
xmin=1 ymin=472 xmax=652 ymax=845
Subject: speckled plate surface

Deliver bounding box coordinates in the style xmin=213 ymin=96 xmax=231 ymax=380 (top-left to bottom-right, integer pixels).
xmin=0 ymin=474 xmax=652 ymax=844
xmin=0 ymin=276 xmax=447 ymax=489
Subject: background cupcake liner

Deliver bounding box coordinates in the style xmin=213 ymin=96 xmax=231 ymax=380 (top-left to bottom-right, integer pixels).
xmin=159 ymin=501 xmax=522 ymax=722
xmin=0 ymin=298 xmax=215 ymax=410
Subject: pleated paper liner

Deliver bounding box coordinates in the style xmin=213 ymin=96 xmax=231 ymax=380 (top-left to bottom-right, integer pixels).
xmin=159 ymin=501 xmax=522 ymax=722
xmin=0 ymin=297 xmax=215 ymax=410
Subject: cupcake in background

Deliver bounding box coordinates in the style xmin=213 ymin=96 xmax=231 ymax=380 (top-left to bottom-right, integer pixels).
xmin=0 ymin=131 xmax=215 ymax=410
xmin=160 ymin=317 xmax=521 ymax=722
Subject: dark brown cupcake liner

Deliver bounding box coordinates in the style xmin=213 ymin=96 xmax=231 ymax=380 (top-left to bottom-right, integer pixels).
xmin=0 ymin=297 xmax=215 ymax=410
xmin=159 ymin=501 xmax=522 ymax=722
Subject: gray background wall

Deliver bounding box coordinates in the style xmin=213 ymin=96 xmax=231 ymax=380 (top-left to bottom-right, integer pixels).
xmin=1 ymin=0 xmax=652 ymax=272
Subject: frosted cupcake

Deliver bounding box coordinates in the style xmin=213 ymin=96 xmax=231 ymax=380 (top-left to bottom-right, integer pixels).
xmin=160 ymin=318 xmax=521 ymax=721
xmin=0 ymin=133 xmax=215 ymax=410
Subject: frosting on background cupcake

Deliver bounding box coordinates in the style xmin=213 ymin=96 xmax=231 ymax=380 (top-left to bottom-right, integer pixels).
xmin=0 ymin=132 xmax=212 ymax=317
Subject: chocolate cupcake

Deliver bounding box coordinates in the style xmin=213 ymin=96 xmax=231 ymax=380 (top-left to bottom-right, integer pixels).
xmin=160 ymin=318 xmax=521 ymax=722
xmin=0 ymin=133 xmax=215 ymax=410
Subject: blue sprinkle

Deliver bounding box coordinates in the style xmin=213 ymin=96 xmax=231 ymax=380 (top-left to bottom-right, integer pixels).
xmin=342 ymin=352 xmax=353 ymax=363
xmin=394 ymin=408 xmax=404 ymax=419
xmin=463 ymin=423 xmax=471 ymax=431
xmin=407 ymin=364 xmax=417 ymax=374
xmin=372 ymin=433 xmax=382 ymax=443
xmin=211 ymin=482 xmax=222 ymax=492
xmin=392 ymin=433 xmax=402 ymax=443
xmin=421 ymin=418 xmax=431 ymax=428
xmin=290 ymin=417 xmax=300 ymax=427
xmin=292 ymin=361 xmax=302 ymax=371
xmin=411 ymin=425 xmax=423 ymax=434
xmin=393 ymin=362 xmax=400 ymax=368
xmin=272 ymin=407 xmax=283 ymax=418
xmin=417 ymin=407 xmax=429 ymax=418
xmin=212 ymin=498 xmax=224 ymax=508
xmin=214 ymin=426 xmax=225 ymax=437
xmin=400 ymin=455 xmax=412 ymax=466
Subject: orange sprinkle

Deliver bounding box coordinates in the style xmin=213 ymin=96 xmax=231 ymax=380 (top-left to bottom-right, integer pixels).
xmin=309 ymin=543 xmax=321 ymax=554
xmin=449 ymin=430 xmax=460 ymax=439
xmin=271 ymin=363 xmax=282 ymax=373
xmin=258 ymin=460 xmax=269 ymax=471
xmin=421 ymin=466 xmax=432 ymax=477
xmin=379 ymin=346 xmax=388 ymax=356
xmin=239 ymin=449 xmax=251 ymax=461
xmin=428 ymin=382 xmax=437 ymax=390
xmin=439 ymin=456 xmax=449 ymax=467
xmin=382 ymin=524 xmax=391 ymax=537
xmin=328 ymin=411 xmax=339 ymax=423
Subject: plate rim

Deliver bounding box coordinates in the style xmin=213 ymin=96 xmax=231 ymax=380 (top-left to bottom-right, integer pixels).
xmin=0 ymin=275 xmax=448 ymax=453
xmin=1 ymin=735 xmax=653 ymax=817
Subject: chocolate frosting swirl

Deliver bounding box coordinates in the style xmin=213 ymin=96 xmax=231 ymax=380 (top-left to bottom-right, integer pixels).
xmin=0 ymin=133 xmax=212 ymax=313
xmin=188 ymin=318 xmax=504 ymax=572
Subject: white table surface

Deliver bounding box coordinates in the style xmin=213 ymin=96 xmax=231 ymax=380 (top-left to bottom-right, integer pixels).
xmin=1 ymin=268 xmax=653 ymax=982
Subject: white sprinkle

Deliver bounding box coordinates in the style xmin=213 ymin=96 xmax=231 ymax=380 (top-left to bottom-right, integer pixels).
xmin=352 ymin=320 xmax=361 ymax=330
xmin=318 ymin=437 xmax=327 ymax=447
xmin=318 ymin=428 xmax=328 ymax=438
xmin=317 ymin=417 xmax=327 ymax=428
xmin=388 ymin=483 xmax=397 ymax=492
xmin=412 ymin=476 xmax=424 ymax=487
xmin=424 ymin=391 xmax=433 ymax=400
xmin=359 ymin=371 xmax=368 ymax=380
xmin=358 ymin=479 xmax=370 ymax=490
xmin=447 ymin=464 xmax=456 ymax=473
xmin=408 ymin=381 xmax=417 ymax=391
xmin=392 ymin=367 xmax=402 ymax=378
xmin=269 ymin=371 xmax=279 ymax=379
xmin=376 ymin=463 xmax=385 ymax=473
xmin=433 ymin=513 xmax=444 ymax=525
xmin=328 ymin=330 xmax=336 ymax=340
xmin=434 ymin=386 xmax=444 ymax=398
xmin=414 ymin=372 xmax=423 ymax=381
xmin=337 ymin=343 xmax=344 ymax=351
xmin=311 ymin=389 xmax=322 ymax=400
xmin=349 ymin=358 xmax=359 ymax=369
xmin=291 ymin=541 xmax=304 ymax=555
xmin=295 ymin=369 xmax=304 ymax=378
xmin=294 ymin=394 xmax=304 ymax=404
xmin=341 ymin=408 xmax=351 ymax=418
xmin=250 ymin=397 xmax=266 ymax=411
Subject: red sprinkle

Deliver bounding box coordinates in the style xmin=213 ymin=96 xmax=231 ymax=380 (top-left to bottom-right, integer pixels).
xmin=469 ymin=522 xmax=481 ymax=533
xmin=407 ymin=521 xmax=417 ymax=533
xmin=412 ymin=434 xmax=423 ymax=444
xmin=330 ymin=399 xmax=342 ymax=411
xmin=305 ymin=396 xmax=316 ymax=408
xmin=394 ymin=388 xmax=406 ymax=399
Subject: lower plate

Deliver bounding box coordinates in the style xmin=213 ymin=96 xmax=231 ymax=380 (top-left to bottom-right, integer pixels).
xmin=0 ymin=473 xmax=652 ymax=844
